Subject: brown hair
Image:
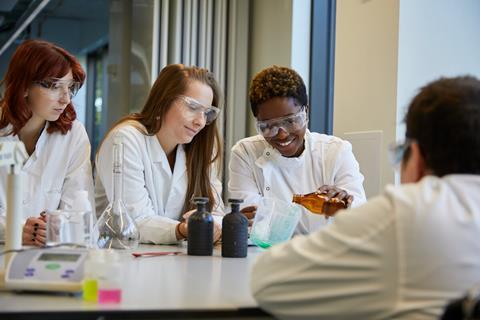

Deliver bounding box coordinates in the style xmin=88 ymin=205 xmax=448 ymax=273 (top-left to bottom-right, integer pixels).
xmin=105 ymin=64 xmax=222 ymax=213
xmin=405 ymin=75 xmax=480 ymax=175
xmin=0 ymin=39 xmax=85 ymax=135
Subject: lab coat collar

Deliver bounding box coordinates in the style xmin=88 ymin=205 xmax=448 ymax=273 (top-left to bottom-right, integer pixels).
xmin=172 ymin=145 xmax=187 ymax=179
xmin=148 ymin=135 xmax=187 ymax=177
xmin=148 ymin=134 xmax=167 ymax=163
xmin=33 ymin=121 xmax=49 ymax=159
xmin=255 ymin=130 xmax=311 ymax=169
xmin=4 ymin=122 xmax=49 ymax=174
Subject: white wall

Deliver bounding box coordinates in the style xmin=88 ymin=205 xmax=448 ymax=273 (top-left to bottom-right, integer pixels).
xmin=250 ymin=0 xmax=293 ymax=78
xmin=291 ymin=0 xmax=311 ymax=90
xmin=396 ymin=0 xmax=480 ymax=140
xmin=248 ymin=0 xmax=311 ymax=134
xmin=334 ymin=0 xmax=480 ymax=194
xmin=333 ymin=0 xmax=400 ymax=193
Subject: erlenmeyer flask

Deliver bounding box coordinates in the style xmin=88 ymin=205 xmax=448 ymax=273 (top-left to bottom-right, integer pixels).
xmin=94 ymin=136 xmax=139 ymax=249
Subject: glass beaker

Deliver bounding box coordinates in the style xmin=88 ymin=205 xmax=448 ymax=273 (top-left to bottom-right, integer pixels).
xmin=46 ymin=210 xmax=91 ymax=246
xmin=249 ymin=197 xmax=301 ymax=248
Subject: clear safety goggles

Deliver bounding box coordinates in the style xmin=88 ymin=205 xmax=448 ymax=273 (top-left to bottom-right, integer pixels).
xmin=178 ymin=95 xmax=220 ymax=125
xmin=34 ymin=78 xmax=81 ymax=99
xmin=388 ymin=139 xmax=413 ymax=168
xmin=255 ymin=107 xmax=308 ymax=138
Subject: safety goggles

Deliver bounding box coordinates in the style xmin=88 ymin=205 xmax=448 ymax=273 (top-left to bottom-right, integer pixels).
xmin=178 ymin=95 xmax=220 ymax=125
xmin=34 ymin=78 xmax=81 ymax=99
xmin=388 ymin=139 xmax=413 ymax=168
xmin=255 ymin=107 xmax=308 ymax=138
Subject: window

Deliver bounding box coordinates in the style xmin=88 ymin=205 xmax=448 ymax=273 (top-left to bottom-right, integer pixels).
xmin=309 ymin=0 xmax=336 ymax=134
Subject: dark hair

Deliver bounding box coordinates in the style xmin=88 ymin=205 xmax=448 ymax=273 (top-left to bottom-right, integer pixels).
xmin=405 ymin=75 xmax=480 ymax=176
xmin=103 ymin=64 xmax=223 ymax=213
xmin=0 ymin=39 xmax=85 ymax=135
xmin=249 ymin=65 xmax=307 ymax=116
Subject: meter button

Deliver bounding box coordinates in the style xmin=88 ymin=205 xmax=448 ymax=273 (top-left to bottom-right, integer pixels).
xmin=65 ymin=269 xmax=75 ymax=274
xmin=61 ymin=274 xmax=70 ymax=279
xmin=45 ymin=263 xmax=61 ymax=270
xmin=25 ymin=267 xmax=35 ymax=277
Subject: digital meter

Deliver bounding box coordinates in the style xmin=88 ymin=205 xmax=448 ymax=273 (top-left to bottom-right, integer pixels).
xmin=4 ymin=248 xmax=88 ymax=292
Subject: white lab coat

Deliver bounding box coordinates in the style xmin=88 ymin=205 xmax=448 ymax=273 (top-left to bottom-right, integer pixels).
xmin=95 ymin=122 xmax=223 ymax=245
xmin=251 ymin=174 xmax=480 ymax=320
xmin=0 ymin=120 xmax=94 ymax=239
xmin=229 ymin=130 xmax=366 ymax=234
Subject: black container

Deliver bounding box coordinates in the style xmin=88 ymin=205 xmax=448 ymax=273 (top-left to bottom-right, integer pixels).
xmin=222 ymin=199 xmax=248 ymax=258
xmin=187 ymin=197 xmax=213 ymax=256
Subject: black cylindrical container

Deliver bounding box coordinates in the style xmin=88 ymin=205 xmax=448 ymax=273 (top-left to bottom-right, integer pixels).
xmin=187 ymin=197 xmax=213 ymax=256
xmin=222 ymin=199 xmax=248 ymax=258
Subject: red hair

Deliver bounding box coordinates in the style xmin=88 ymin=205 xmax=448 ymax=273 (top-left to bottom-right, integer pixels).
xmin=0 ymin=39 xmax=85 ymax=135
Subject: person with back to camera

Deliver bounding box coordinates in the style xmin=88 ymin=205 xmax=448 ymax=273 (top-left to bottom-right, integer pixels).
xmin=251 ymin=75 xmax=480 ymax=320
xmin=0 ymin=39 xmax=94 ymax=246
xmin=95 ymin=64 xmax=223 ymax=244
xmin=228 ymin=66 xmax=366 ymax=234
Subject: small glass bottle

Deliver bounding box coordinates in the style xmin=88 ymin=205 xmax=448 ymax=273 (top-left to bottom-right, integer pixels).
xmin=222 ymin=199 xmax=248 ymax=258
xmin=292 ymin=191 xmax=346 ymax=218
xmin=71 ymin=190 xmax=95 ymax=248
xmin=94 ymin=136 xmax=139 ymax=249
xmin=187 ymin=197 xmax=213 ymax=256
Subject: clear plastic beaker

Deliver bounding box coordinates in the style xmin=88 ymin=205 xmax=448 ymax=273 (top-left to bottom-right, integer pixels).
xmin=46 ymin=210 xmax=91 ymax=246
xmin=250 ymin=197 xmax=301 ymax=248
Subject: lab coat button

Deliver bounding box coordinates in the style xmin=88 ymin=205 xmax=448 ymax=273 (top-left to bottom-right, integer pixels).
xmin=266 ymin=152 xmax=270 ymax=156
xmin=266 ymin=187 xmax=270 ymax=191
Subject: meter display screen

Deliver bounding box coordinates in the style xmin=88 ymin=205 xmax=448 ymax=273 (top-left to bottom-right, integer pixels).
xmin=38 ymin=253 xmax=81 ymax=262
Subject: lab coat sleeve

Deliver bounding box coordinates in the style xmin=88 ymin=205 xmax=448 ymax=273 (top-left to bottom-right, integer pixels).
xmin=96 ymin=128 xmax=179 ymax=245
xmin=332 ymin=141 xmax=367 ymax=207
xmin=59 ymin=121 xmax=95 ymax=215
xmin=251 ymin=195 xmax=398 ymax=320
xmin=228 ymin=142 xmax=263 ymax=208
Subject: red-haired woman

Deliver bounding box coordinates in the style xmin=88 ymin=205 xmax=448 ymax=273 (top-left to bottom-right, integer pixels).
xmin=0 ymin=39 xmax=94 ymax=246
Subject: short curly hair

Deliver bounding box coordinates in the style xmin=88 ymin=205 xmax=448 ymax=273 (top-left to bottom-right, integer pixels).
xmin=249 ymin=66 xmax=307 ymax=116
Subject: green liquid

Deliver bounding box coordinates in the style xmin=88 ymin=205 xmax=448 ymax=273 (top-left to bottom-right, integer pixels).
xmin=250 ymin=236 xmax=271 ymax=248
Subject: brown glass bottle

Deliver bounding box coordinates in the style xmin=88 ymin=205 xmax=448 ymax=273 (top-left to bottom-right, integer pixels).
xmin=292 ymin=191 xmax=347 ymax=218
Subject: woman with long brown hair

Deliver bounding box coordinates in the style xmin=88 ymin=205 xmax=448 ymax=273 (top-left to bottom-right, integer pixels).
xmin=0 ymin=39 xmax=94 ymax=246
xmin=95 ymin=64 xmax=223 ymax=244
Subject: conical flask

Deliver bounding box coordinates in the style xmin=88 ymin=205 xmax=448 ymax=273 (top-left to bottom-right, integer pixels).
xmin=94 ymin=136 xmax=139 ymax=249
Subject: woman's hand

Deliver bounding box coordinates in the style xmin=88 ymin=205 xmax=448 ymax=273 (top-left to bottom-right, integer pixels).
xmin=175 ymin=221 xmax=188 ymax=240
xmin=212 ymin=219 xmax=222 ymax=244
xmin=241 ymin=206 xmax=257 ymax=226
xmin=178 ymin=209 xmax=222 ymax=243
xmin=317 ymin=185 xmax=354 ymax=206
xmin=318 ymin=185 xmax=353 ymax=217
xmin=22 ymin=216 xmax=46 ymax=246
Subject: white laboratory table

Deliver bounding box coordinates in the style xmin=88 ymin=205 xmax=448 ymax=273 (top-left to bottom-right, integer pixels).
xmin=0 ymin=243 xmax=273 ymax=319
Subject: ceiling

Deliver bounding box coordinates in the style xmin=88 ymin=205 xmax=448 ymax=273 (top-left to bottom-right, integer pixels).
xmin=0 ymin=0 xmax=109 ymax=52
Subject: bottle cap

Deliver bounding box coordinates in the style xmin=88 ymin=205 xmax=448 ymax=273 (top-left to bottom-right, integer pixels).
xmin=228 ymin=199 xmax=244 ymax=204
xmin=192 ymin=197 xmax=208 ymax=204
